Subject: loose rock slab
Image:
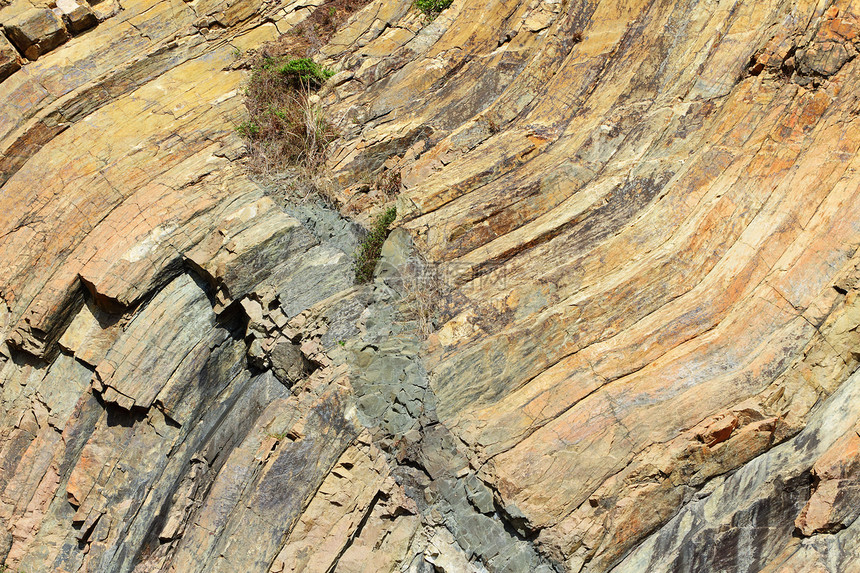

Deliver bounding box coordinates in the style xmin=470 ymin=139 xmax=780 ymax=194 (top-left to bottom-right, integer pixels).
xmin=3 ymin=8 xmax=69 ymax=60
xmin=56 ymin=0 xmax=98 ymax=34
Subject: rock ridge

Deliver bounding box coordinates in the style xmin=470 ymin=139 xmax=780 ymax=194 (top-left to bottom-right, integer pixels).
xmin=2 ymin=0 xmax=860 ymax=571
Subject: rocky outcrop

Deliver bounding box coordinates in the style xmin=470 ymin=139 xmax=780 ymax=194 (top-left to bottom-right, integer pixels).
xmin=0 ymin=0 xmax=101 ymax=64
xmin=3 ymin=8 xmax=70 ymax=60
xmin=56 ymin=0 xmax=98 ymax=35
xmin=612 ymin=367 xmax=860 ymax=572
xmin=2 ymin=0 xmax=860 ymax=571
xmin=794 ymin=420 xmax=860 ymax=536
xmin=316 ymin=0 xmax=860 ymax=568
xmin=0 ymin=30 xmax=21 ymax=80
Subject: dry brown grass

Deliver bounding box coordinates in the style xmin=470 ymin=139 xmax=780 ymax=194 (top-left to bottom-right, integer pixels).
xmin=375 ymin=168 xmax=402 ymax=198
xmin=264 ymin=0 xmax=373 ymax=58
xmin=236 ymin=0 xmax=374 ymax=188
xmin=238 ymin=57 xmax=338 ymax=174
xmin=395 ymin=255 xmax=447 ymax=339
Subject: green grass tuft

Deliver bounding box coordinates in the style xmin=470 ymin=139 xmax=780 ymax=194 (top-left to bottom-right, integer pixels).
xmin=236 ymin=120 xmax=260 ymax=137
xmin=415 ymin=0 xmax=452 ymax=17
xmin=354 ymin=207 xmax=397 ymax=283
xmin=276 ymin=58 xmax=335 ymax=88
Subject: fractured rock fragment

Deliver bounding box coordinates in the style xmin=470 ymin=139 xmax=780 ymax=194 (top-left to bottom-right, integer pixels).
xmin=795 ymin=426 xmax=860 ymax=535
xmin=56 ymin=0 xmax=98 ymax=34
xmin=795 ymin=41 xmax=858 ymax=79
xmin=0 ymin=31 xmax=21 ymax=81
xmin=271 ymin=337 xmax=313 ymax=386
xmin=3 ymin=8 xmax=69 ymax=60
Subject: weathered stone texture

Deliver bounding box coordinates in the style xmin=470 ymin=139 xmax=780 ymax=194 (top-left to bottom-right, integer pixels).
xmin=611 ymin=369 xmax=860 ymax=573
xmin=0 ymin=32 xmax=20 ymax=81
xmin=56 ymin=0 xmax=98 ymax=35
xmin=319 ymin=0 xmax=860 ymax=569
xmin=2 ymin=8 xmax=69 ymax=60
xmin=2 ymin=0 xmax=860 ymax=571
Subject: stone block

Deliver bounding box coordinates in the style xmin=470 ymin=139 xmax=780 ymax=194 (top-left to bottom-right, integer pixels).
xmin=0 ymin=32 xmax=21 ymax=82
xmin=270 ymin=338 xmax=310 ymax=385
xmin=3 ymin=8 xmax=69 ymax=60
xmin=56 ymin=0 xmax=98 ymax=34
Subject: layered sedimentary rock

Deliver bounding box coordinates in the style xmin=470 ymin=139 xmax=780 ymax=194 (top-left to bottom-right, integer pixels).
xmin=2 ymin=0 xmax=860 ymax=571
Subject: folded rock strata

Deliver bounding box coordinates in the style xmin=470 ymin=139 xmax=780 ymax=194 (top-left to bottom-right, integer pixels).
xmin=1 ymin=0 xmax=860 ymax=571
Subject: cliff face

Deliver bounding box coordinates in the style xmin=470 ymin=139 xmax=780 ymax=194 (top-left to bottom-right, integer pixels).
xmin=1 ymin=0 xmax=860 ymax=571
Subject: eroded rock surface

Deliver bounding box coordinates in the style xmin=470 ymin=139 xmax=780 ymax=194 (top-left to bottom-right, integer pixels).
xmin=2 ymin=0 xmax=860 ymax=571
xmin=3 ymin=7 xmax=69 ymax=60
xmin=0 ymin=31 xmax=21 ymax=80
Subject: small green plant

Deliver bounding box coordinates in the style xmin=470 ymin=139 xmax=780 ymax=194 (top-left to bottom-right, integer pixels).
xmin=236 ymin=120 xmax=260 ymax=137
xmin=416 ymin=0 xmax=452 ymax=17
xmin=355 ymin=207 xmax=397 ymax=283
xmin=231 ymin=46 xmax=242 ymax=59
xmin=276 ymin=58 xmax=335 ymax=88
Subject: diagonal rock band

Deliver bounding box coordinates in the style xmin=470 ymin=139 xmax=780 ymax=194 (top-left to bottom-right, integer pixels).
xmin=1 ymin=0 xmax=860 ymax=571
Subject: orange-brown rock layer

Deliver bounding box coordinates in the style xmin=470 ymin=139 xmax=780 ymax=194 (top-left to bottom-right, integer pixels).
xmin=320 ymin=0 xmax=860 ymax=569
xmin=1 ymin=0 xmax=860 ymax=571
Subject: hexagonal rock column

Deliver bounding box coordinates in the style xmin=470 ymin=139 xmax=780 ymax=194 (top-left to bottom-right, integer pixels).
xmin=2 ymin=8 xmax=69 ymax=60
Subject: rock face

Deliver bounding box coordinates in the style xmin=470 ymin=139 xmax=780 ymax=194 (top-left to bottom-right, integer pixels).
xmin=3 ymin=8 xmax=70 ymax=60
xmin=56 ymin=0 xmax=98 ymax=35
xmin=1 ymin=0 xmax=860 ymax=571
xmin=0 ymin=31 xmax=21 ymax=81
